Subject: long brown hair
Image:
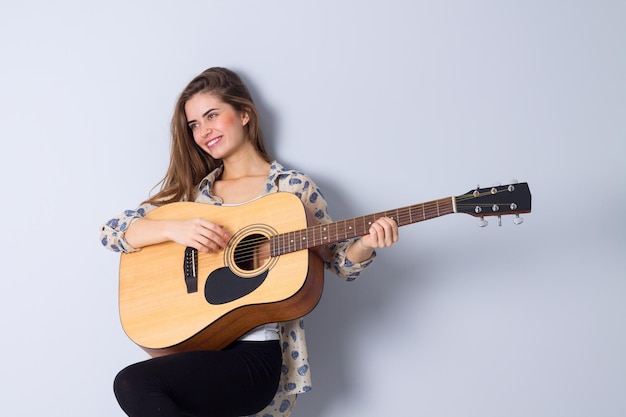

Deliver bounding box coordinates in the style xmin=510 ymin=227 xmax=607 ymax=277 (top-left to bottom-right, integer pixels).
xmin=145 ymin=67 xmax=271 ymax=205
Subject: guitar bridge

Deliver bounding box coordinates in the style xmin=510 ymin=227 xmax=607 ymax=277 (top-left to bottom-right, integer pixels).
xmin=183 ymin=247 xmax=198 ymax=293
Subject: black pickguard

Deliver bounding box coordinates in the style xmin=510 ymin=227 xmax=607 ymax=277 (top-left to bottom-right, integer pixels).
xmin=204 ymin=267 xmax=268 ymax=305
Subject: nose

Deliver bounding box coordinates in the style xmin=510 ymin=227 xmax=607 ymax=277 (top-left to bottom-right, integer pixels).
xmin=201 ymin=124 xmax=212 ymax=138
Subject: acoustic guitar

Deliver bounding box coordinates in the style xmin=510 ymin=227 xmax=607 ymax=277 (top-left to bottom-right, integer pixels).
xmin=119 ymin=182 xmax=531 ymax=357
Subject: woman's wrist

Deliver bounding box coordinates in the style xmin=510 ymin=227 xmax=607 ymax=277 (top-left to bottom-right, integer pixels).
xmin=346 ymin=238 xmax=374 ymax=264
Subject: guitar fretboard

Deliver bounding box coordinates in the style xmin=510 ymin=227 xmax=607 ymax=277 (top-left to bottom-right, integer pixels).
xmin=270 ymin=197 xmax=454 ymax=256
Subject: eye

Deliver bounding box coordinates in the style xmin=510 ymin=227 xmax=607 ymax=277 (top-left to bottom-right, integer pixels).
xmin=207 ymin=113 xmax=217 ymax=120
xmin=188 ymin=122 xmax=199 ymax=130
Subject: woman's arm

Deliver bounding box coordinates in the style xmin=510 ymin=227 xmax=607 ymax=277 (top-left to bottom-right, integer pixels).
xmin=100 ymin=203 xmax=228 ymax=254
xmin=125 ymin=217 xmax=229 ymax=253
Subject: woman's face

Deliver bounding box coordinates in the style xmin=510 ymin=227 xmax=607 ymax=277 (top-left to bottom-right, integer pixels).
xmin=185 ymin=92 xmax=249 ymax=160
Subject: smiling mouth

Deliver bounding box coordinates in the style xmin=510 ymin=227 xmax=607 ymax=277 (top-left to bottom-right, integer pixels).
xmin=206 ymin=136 xmax=222 ymax=147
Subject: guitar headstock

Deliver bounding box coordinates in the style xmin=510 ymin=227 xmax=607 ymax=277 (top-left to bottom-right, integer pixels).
xmin=455 ymin=182 xmax=531 ymax=226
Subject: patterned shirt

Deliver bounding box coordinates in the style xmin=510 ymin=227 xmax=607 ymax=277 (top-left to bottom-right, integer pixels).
xmin=100 ymin=161 xmax=376 ymax=415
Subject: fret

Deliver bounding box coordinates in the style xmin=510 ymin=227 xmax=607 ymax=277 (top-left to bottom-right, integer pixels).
xmin=346 ymin=218 xmax=355 ymax=240
xmin=278 ymin=233 xmax=285 ymax=256
xmin=337 ymin=220 xmax=344 ymax=241
xmin=300 ymin=229 xmax=308 ymax=250
xmin=287 ymin=231 xmax=294 ymax=253
xmin=307 ymin=226 xmax=315 ymax=248
xmin=363 ymin=214 xmax=375 ymax=234
xmin=315 ymin=224 xmax=323 ymax=246
xmin=294 ymin=230 xmax=301 ymax=251
xmin=428 ymin=202 xmax=437 ymax=219
xmin=276 ymin=233 xmax=281 ymax=256
xmin=334 ymin=220 xmax=342 ymax=242
xmin=317 ymin=224 xmax=324 ymax=246
xmin=357 ymin=216 xmax=363 ymax=236
xmin=391 ymin=208 xmax=400 ymax=226
xmin=292 ymin=230 xmax=299 ymax=252
xmin=320 ymin=224 xmax=328 ymax=245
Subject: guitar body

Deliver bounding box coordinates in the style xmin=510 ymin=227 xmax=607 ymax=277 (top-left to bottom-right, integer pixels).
xmin=119 ymin=193 xmax=324 ymax=357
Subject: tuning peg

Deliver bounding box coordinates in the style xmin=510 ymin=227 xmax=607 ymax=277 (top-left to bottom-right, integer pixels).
xmin=498 ymin=215 xmax=502 ymax=226
xmin=479 ymin=217 xmax=488 ymax=227
xmin=513 ymin=214 xmax=524 ymax=225
xmin=509 ymin=179 xmax=519 ymax=184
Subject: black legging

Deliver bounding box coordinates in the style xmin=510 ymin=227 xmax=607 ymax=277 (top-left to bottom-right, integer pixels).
xmin=113 ymin=341 xmax=282 ymax=417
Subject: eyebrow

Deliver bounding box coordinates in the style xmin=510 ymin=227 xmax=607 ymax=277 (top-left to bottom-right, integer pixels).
xmin=187 ymin=108 xmax=218 ymax=125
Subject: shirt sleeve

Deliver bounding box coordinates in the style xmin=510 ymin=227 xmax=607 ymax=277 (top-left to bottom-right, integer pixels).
xmin=99 ymin=203 xmax=157 ymax=253
xmin=283 ymin=172 xmax=376 ymax=281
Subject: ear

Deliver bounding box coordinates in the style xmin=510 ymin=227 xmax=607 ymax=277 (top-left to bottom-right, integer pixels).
xmin=241 ymin=110 xmax=250 ymax=126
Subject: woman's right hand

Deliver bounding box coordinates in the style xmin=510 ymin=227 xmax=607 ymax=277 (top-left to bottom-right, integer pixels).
xmin=125 ymin=217 xmax=229 ymax=253
xmin=166 ymin=218 xmax=230 ymax=253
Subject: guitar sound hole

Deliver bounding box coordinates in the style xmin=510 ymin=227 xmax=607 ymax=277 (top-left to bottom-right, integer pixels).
xmin=233 ymin=233 xmax=270 ymax=271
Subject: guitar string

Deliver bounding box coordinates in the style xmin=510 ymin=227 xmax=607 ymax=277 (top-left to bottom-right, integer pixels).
xmin=226 ymin=202 xmax=508 ymax=263
xmin=218 ymin=204 xmax=448 ymax=264
xmin=218 ymin=189 xmax=519 ymax=264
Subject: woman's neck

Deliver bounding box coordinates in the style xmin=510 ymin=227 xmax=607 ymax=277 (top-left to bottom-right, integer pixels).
xmin=213 ymin=153 xmax=271 ymax=205
xmin=220 ymin=153 xmax=270 ymax=181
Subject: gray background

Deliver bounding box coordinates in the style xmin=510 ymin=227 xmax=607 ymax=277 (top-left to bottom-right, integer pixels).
xmin=1 ymin=1 xmax=624 ymax=416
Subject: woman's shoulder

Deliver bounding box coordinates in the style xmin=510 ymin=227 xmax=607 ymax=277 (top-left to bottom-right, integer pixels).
xmin=270 ymin=161 xmax=316 ymax=184
xmin=269 ymin=161 xmax=327 ymax=211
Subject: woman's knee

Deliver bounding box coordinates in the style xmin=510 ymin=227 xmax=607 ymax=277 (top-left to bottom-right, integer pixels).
xmin=113 ymin=363 xmax=146 ymax=405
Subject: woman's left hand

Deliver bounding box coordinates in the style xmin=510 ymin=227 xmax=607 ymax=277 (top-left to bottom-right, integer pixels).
xmin=359 ymin=216 xmax=399 ymax=249
xmin=345 ymin=216 xmax=399 ymax=263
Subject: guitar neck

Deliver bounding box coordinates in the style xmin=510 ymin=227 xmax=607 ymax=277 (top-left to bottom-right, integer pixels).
xmin=270 ymin=197 xmax=455 ymax=256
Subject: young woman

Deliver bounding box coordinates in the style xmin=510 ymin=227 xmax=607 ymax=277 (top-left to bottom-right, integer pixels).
xmin=100 ymin=67 xmax=399 ymax=417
